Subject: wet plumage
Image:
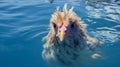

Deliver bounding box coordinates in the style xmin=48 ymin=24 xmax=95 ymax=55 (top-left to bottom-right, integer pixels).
xmin=42 ymin=4 xmax=103 ymax=67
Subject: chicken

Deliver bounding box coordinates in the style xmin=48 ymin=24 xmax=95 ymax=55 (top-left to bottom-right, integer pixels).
xmin=42 ymin=4 xmax=103 ymax=67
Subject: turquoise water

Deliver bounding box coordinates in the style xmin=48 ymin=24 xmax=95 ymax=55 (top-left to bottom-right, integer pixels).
xmin=0 ymin=0 xmax=120 ymax=67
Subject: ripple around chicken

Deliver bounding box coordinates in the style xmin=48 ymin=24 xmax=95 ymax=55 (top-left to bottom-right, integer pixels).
xmin=90 ymin=30 xmax=120 ymax=44
xmin=85 ymin=17 xmax=120 ymax=45
xmin=8 ymin=25 xmax=49 ymax=40
xmin=0 ymin=23 xmax=49 ymax=39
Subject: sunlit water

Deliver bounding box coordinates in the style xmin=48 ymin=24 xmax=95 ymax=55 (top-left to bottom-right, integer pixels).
xmin=0 ymin=0 xmax=120 ymax=67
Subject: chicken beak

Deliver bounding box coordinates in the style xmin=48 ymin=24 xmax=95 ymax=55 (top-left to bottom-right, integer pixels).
xmin=58 ymin=22 xmax=66 ymax=41
xmin=59 ymin=30 xmax=65 ymax=41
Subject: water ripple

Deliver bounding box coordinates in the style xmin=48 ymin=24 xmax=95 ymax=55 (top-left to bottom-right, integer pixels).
xmin=85 ymin=0 xmax=120 ymax=22
xmin=90 ymin=30 xmax=120 ymax=44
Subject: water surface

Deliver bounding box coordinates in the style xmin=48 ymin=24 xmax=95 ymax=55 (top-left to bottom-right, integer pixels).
xmin=0 ymin=0 xmax=120 ymax=67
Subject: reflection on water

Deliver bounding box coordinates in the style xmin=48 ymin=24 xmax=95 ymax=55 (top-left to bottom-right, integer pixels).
xmin=0 ymin=0 xmax=120 ymax=67
xmin=84 ymin=0 xmax=120 ymax=44
xmin=86 ymin=0 xmax=120 ymax=22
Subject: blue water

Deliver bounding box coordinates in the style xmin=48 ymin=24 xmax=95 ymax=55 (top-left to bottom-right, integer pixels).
xmin=0 ymin=0 xmax=120 ymax=67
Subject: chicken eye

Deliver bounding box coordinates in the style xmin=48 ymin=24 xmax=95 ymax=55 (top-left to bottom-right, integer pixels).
xmin=71 ymin=23 xmax=75 ymax=28
xmin=53 ymin=23 xmax=57 ymax=28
